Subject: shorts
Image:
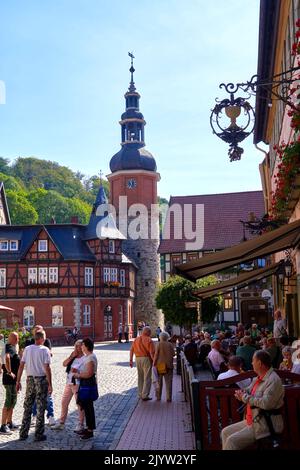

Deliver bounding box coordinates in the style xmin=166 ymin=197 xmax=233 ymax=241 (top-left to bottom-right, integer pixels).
xmin=4 ymin=384 xmax=17 ymax=409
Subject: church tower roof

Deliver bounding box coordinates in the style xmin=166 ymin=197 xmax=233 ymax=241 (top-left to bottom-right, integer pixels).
xmin=109 ymin=53 xmax=157 ymax=173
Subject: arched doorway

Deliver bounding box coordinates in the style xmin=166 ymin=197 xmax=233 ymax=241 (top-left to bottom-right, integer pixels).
xmin=103 ymin=305 xmax=113 ymax=340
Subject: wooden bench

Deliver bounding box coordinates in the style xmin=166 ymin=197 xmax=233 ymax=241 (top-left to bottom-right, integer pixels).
xmin=190 ymin=369 xmax=300 ymax=450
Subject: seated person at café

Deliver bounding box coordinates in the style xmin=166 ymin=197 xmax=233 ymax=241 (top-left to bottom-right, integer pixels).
xmin=207 ymin=340 xmax=227 ymax=374
xmin=236 ymin=336 xmax=256 ymax=370
xmin=218 ymin=356 xmax=251 ymax=389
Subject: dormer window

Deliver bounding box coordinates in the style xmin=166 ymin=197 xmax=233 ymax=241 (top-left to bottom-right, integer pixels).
xmin=109 ymin=240 xmax=115 ymax=254
xmin=38 ymin=240 xmax=48 ymax=252
xmin=0 ymin=240 xmax=8 ymax=251
xmin=10 ymin=240 xmax=18 ymax=251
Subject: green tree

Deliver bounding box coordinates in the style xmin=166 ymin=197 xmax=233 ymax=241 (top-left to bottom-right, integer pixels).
xmin=28 ymin=188 xmax=70 ymax=223
xmin=156 ymin=275 xmax=221 ymax=330
xmin=66 ymin=198 xmax=92 ymax=224
xmin=11 ymin=157 xmax=84 ymax=198
xmin=0 ymin=172 xmax=25 ymax=192
xmin=28 ymin=189 xmax=92 ymax=224
xmin=0 ymin=157 xmax=11 ymax=174
xmin=6 ymin=190 xmax=38 ymax=224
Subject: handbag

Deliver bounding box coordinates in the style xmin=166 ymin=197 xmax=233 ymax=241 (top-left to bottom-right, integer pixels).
xmin=156 ymin=362 xmax=167 ymax=375
xmin=78 ymin=375 xmax=99 ymax=402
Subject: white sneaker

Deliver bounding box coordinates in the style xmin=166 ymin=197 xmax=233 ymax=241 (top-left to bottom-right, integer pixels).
xmin=74 ymin=423 xmax=84 ymax=433
xmin=47 ymin=416 xmax=56 ymax=426
xmin=51 ymin=421 xmax=65 ymax=430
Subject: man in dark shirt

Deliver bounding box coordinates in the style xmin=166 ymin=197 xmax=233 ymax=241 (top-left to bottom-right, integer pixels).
xmin=0 ymin=332 xmax=20 ymax=435
xmin=25 ymin=325 xmax=52 ymax=350
xmin=183 ymin=335 xmax=198 ymax=366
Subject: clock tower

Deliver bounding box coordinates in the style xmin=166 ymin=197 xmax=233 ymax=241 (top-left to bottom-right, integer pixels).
xmin=107 ymin=55 xmax=163 ymax=331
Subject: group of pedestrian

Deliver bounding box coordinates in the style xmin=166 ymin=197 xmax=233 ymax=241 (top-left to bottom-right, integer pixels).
xmin=0 ymin=324 xmax=98 ymax=442
xmin=129 ymin=326 xmax=175 ymax=402
xmin=118 ymin=323 xmax=130 ymax=343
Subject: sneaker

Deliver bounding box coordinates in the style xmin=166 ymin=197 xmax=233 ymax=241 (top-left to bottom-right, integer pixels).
xmin=74 ymin=424 xmax=84 ymax=433
xmin=80 ymin=430 xmax=94 ymax=440
xmin=0 ymin=424 xmax=13 ymax=435
xmin=7 ymin=422 xmax=19 ymax=430
xmin=19 ymin=435 xmax=28 ymax=441
xmin=47 ymin=416 xmax=56 ymax=426
xmin=34 ymin=434 xmax=47 ymax=442
xmin=51 ymin=422 xmax=65 ymax=430
xmin=142 ymin=397 xmax=152 ymax=401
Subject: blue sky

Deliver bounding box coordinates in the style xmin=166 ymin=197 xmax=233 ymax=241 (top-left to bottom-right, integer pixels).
xmin=0 ymin=0 xmax=263 ymax=200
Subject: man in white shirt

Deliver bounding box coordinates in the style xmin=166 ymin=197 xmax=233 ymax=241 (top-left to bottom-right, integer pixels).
xmin=218 ymin=356 xmax=251 ymax=389
xmin=208 ymin=340 xmax=226 ymax=373
xmin=16 ymin=330 xmax=52 ymax=442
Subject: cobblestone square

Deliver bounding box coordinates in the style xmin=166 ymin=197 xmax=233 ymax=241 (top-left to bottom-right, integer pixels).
xmin=0 ymin=342 xmax=138 ymax=450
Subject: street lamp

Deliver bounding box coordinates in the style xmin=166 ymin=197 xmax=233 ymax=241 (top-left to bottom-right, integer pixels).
xmin=276 ymin=258 xmax=296 ymax=289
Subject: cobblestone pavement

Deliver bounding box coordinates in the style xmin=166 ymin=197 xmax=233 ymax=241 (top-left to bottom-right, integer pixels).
xmin=0 ymin=341 xmax=138 ymax=450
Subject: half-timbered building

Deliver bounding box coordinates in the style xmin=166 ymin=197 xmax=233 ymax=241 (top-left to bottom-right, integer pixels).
xmin=0 ymin=184 xmax=136 ymax=342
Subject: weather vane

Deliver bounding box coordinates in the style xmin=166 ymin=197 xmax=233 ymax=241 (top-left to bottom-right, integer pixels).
xmin=128 ymin=52 xmax=136 ymax=90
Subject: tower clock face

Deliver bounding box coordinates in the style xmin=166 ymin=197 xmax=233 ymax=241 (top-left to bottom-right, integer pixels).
xmin=127 ymin=178 xmax=137 ymax=189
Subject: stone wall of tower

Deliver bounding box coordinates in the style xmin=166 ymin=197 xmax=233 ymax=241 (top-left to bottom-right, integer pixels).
xmin=123 ymin=217 xmax=163 ymax=333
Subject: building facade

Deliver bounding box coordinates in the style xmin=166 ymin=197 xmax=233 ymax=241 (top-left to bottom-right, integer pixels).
xmin=0 ymin=183 xmax=136 ymax=341
xmin=255 ymin=0 xmax=300 ymax=337
xmin=159 ymin=191 xmax=273 ymax=326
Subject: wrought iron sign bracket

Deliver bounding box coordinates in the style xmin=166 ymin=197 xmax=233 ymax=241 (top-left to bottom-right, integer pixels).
xmin=210 ymin=66 xmax=300 ymax=161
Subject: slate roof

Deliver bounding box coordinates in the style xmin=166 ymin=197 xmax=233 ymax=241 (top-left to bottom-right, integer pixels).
xmin=159 ymin=190 xmax=265 ymax=254
xmin=0 ymin=223 xmax=136 ymax=265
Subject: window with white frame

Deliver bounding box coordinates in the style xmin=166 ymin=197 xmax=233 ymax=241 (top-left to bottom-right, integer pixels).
xmin=0 ymin=240 xmax=8 ymax=251
xmin=23 ymin=306 xmax=34 ymax=327
xmin=38 ymin=240 xmax=48 ymax=252
xmin=83 ymin=304 xmax=91 ymax=326
xmin=0 ymin=268 xmax=6 ymax=288
xmin=10 ymin=240 xmax=18 ymax=251
xmin=28 ymin=267 xmax=37 ymax=284
xmin=110 ymin=268 xmax=118 ymax=282
xmin=109 ymin=240 xmax=115 ymax=254
xmin=38 ymin=267 xmax=48 ymax=284
xmin=49 ymin=267 xmax=58 ymax=283
xmin=103 ymin=267 xmax=110 ymax=283
xmin=85 ymin=267 xmax=93 ymax=286
xmin=120 ymin=269 xmax=125 ymax=287
xmin=52 ymin=305 xmax=63 ymax=327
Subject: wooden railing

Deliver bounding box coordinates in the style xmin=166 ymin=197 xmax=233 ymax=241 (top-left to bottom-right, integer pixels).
xmin=180 ymin=351 xmax=300 ymax=450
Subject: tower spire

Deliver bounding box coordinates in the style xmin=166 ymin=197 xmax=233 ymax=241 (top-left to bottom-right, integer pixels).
xmin=128 ymin=51 xmax=136 ymax=92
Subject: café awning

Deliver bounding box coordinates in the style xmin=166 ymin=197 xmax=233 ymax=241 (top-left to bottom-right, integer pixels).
xmin=176 ymin=218 xmax=300 ymax=281
xmin=194 ymin=262 xmax=280 ymax=299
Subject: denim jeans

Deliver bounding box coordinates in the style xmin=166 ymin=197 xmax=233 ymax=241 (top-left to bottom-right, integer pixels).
xmin=32 ymin=394 xmax=54 ymax=418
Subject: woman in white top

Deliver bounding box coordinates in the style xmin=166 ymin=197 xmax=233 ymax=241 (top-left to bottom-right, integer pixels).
xmin=73 ymin=338 xmax=98 ymax=440
xmin=51 ymin=340 xmax=85 ymax=431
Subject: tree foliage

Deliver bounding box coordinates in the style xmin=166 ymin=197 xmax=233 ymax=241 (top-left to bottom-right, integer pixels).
xmin=6 ymin=190 xmax=38 ymax=225
xmin=156 ymin=275 xmax=221 ymax=328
